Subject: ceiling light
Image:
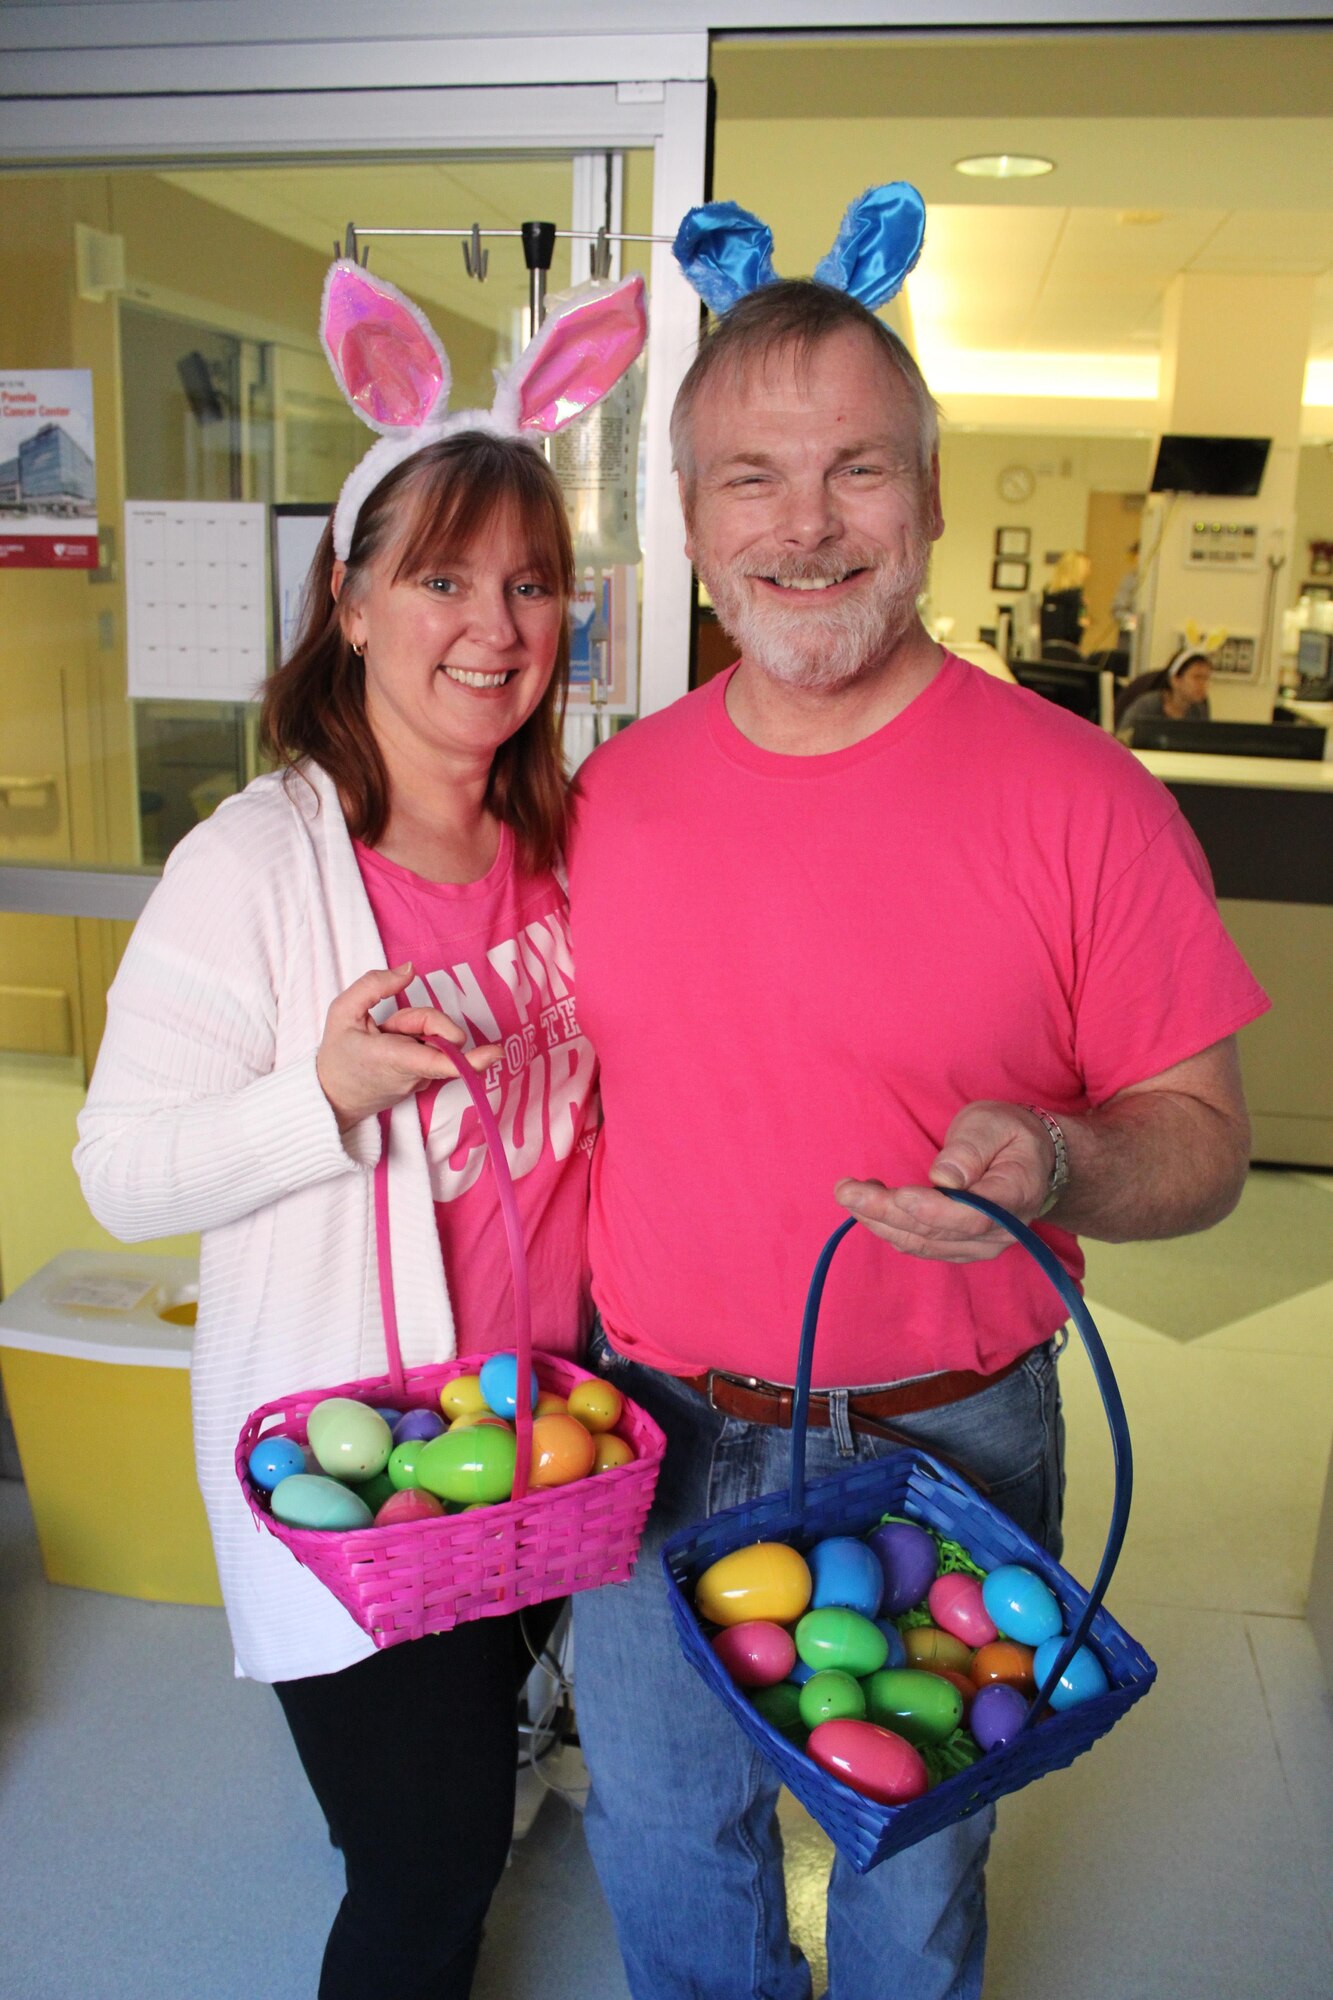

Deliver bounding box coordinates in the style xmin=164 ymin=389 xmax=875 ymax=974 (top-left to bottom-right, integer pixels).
xmin=954 ymin=153 xmax=1054 ymax=180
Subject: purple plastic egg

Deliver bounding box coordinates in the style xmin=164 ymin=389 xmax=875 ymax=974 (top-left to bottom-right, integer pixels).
xmin=392 ymin=1408 xmax=446 ymax=1446
xmin=970 ymin=1682 xmax=1031 ymax=1752
xmin=865 ymin=1520 xmax=938 ymax=1617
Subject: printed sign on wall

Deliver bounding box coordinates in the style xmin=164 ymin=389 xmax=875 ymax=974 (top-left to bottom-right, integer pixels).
xmin=125 ymin=500 xmax=268 ymax=702
xmin=0 ymin=370 xmax=98 ymax=569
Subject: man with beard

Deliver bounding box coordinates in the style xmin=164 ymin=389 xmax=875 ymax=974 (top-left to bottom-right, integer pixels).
xmin=565 ymin=279 xmax=1265 ymax=2000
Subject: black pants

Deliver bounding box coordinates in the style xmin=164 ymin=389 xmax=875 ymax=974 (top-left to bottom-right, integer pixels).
xmin=274 ymin=1602 xmax=562 ymax=2000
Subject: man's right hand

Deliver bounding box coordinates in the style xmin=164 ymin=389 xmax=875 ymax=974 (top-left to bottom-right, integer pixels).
xmin=315 ymin=963 xmax=500 ymax=1132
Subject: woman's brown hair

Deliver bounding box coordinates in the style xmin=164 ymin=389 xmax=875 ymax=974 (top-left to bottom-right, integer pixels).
xmin=261 ymin=432 xmax=576 ymax=875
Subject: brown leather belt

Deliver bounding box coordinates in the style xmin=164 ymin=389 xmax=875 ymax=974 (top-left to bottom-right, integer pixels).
xmin=679 ymin=1353 xmax=1024 ymax=1432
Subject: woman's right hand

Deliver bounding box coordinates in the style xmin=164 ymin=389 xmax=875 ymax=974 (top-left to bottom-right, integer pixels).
xmin=316 ymin=963 xmax=500 ymax=1132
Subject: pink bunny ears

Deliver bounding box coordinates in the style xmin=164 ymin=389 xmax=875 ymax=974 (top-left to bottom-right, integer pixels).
xmin=320 ymin=259 xmax=648 ymax=559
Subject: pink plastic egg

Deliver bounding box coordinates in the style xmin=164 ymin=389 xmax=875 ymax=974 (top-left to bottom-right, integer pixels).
xmin=806 ymin=1719 xmax=929 ymax=1805
xmin=374 ymin=1488 xmax=446 ymax=1527
xmin=928 ymin=1573 xmax=998 ymax=1648
xmin=711 ymin=1620 xmax=798 ymax=1689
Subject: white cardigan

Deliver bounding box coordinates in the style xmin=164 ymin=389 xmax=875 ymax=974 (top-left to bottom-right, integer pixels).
xmin=75 ymin=762 xmax=460 ymax=1683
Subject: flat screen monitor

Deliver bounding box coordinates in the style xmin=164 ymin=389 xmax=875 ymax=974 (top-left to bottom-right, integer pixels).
xmin=1296 ymin=628 xmax=1333 ymax=698
xmin=1129 ymin=718 xmax=1326 ymax=760
xmin=1148 ymin=434 xmax=1270 ymax=497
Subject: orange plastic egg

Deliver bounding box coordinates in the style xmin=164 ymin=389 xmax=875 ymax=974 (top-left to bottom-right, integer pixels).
xmin=591 ymin=1434 xmax=635 ymax=1472
xmin=439 ymin=1374 xmax=488 ymax=1421
xmin=566 ymin=1379 xmax=625 ymax=1434
xmin=534 ymin=1392 xmax=568 ymax=1418
xmin=528 ymin=1413 xmax=597 ymax=1489
xmin=903 ymin=1625 xmax=974 ymax=1675
xmin=971 ymin=1640 xmax=1036 ymax=1694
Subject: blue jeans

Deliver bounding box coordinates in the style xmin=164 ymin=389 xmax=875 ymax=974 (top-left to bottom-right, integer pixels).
xmin=573 ymin=1326 xmax=1065 ymax=2000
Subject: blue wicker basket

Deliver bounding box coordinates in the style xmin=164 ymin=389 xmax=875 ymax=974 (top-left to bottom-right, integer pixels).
xmin=662 ymin=1191 xmax=1157 ymax=1872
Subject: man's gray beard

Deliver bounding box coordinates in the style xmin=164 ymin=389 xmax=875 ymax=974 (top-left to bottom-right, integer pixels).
xmin=701 ymin=542 xmax=931 ymax=693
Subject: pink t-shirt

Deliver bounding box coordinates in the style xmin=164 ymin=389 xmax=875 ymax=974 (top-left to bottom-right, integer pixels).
xmin=355 ymin=827 xmax=596 ymax=1359
xmin=568 ymin=655 xmax=1268 ymax=1388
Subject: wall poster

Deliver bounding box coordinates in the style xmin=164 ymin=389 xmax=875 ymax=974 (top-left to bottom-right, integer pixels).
xmin=0 ymin=370 xmax=98 ymax=569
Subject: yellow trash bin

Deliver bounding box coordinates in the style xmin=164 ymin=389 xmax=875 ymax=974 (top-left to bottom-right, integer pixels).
xmin=0 ymin=1249 xmax=221 ymax=1606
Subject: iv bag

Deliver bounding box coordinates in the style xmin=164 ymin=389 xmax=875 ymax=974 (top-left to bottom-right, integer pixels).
xmin=551 ymin=358 xmax=644 ymax=570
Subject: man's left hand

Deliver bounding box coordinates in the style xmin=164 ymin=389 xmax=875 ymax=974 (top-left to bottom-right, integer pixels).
xmin=834 ymin=1101 xmax=1054 ymax=1262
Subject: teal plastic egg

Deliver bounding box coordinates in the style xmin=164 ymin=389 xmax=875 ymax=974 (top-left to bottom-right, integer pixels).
xmin=982 ymin=1564 xmax=1063 ymax=1647
xmin=1032 ymin=1637 xmax=1110 ymax=1709
xmin=306 ymin=1397 xmax=393 ymax=1482
xmin=794 ymin=1606 xmax=890 ymax=1679
xmin=798 ymin=1669 xmax=867 ymax=1730
xmin=864 ymin=1666 xmax=964 ymax=1745
xmin=478 ymin=1351 xmax=539 ymax=1419
xmin=270 ymin=1472 xmax=374 ymax=1530
xmin=416 ymin=1424 xmax=516 ymax=1506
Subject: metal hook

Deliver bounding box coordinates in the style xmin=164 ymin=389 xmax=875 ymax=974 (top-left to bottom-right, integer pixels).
xmin=592 ymin=226 xmax=613 ymax=282
xmin=461 ymin=223 xmax=489 ymax=282
xmin=335 ymin=223 xmax=370 ymax=267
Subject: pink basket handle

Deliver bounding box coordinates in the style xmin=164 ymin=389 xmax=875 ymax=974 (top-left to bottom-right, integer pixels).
xmin=373 ymin=1039 xmax=534 ymax=1504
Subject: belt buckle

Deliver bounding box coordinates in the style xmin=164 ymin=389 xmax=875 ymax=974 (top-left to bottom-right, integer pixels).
xmin=705 ymin=1370 xmax=784 ymax=1413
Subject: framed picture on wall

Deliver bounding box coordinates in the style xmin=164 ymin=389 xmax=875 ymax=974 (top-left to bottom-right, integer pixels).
xmin=994 ymin=526 xmax=1030 ymax=559
xmin=990 ymin=557 xmax=1030 ymax=593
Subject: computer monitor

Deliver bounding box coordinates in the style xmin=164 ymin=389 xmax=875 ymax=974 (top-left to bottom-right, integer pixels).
xmin=1295 ymin=628 xmax=1333 ymax=699
xmin=1128 ymin=718 xmax=1326 ymax=760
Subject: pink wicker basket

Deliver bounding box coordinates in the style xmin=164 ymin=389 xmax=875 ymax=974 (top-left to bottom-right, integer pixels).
xmin=235 ymin=1039 xmax=664 ymax=1649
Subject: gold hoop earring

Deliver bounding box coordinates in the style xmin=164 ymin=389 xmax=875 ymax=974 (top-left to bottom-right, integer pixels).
xmin=350 ymin=640 xmax=364 ymax=658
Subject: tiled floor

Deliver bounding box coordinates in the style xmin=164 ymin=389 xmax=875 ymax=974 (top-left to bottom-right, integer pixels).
xmin=1 ymin=1169 xmax=1331 ymax=1999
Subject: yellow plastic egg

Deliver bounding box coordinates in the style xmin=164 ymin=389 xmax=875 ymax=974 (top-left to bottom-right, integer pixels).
xmin=566 ymin=1379 xmax=625 ymax=1434
xmin=534 ymin=1391 xmax=568 ymax=1418
xmin=695 ymin=1542 xmax=812 ymax=1629
xmin=439 ymin=1374 xmax=488 ymax=1421
xmin=591 ymin=1434 xmax=635 ymax=1473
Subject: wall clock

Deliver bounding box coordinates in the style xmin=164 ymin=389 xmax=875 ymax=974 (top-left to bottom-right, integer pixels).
xmin=997 ymin=464 xmax=1036 ymax=505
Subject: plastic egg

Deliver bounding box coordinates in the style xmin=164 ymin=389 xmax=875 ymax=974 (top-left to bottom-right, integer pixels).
xmin=711 ymin=1620 xmax=797 ymax=1689
xmin=787 ymin=1659 xmax=817 ymax=1687
xmin=416 ymin=1425 xmax=516 ymax=1506
xmin=873 ymin=1619 xmax=908 ymax=1670
xmin=528 ymin=1413 xmax=597 ymax=1489
xmin=864 ymin=1520 xmax=937 ymax=1616
xmin=439 ymin=1374 xmax=488 ymax=1421
xmin=798 ymin=1670 xmax=866 ymax=1730
xmin=270 ymin=1472 xmax=374 ymax=1531
xmin=374 ymin=1488 xmax=446 ymax=1527
xmin=695 ymin=1543 xmax=813 ymax=1629
xmin=247 ymin=1435 xmax=306 ymax=1492
xmin=982 ymin=1564 xmax=1063 ymax=1647
xmin=970 ymin=1640 xmax=1036 ymax=1694
xmin=970 ymin=1682 xmax=1031 ymax=1752
xmin=794 ymin=1607 xmax=889 ymax=1679
xmin=808 ymin=1536 xmax=884 ymax=1619
xmin=566 ymin=1380 xmax=625 ymax=1434
xmin=806 ymin=1719 xmax=929 ymax=1806
xmin=387 ymin=1440 xmax=428 ymax=1491
xmin=591 ymin=1434 xmax=635 ymax=1473
xmin=478 ymin=1352 xmax=538 ymax=1420
xmin=306 ymin=1398 xmax=393 ymax=1482
xmin=928 ymin=1574 xmax=998 ymax=1648
xmin=353 ymin=1470 xmax=397 ymax=1514
xmin=392 ymin=1408 xmax=445 ymax=1446
xmin=863 ymin=1666 xmax=964 ymax=1746
xmin=916 ymin=1665 xmax=977 ymax=1718
xmin=1032 ymin=1637 xmax=1110 ymax=1709
xmin=903 ymin=1626 xmax=974 ymax=1676
xmin=751 ymin=1680 xmax=805 ymax=1738
xmin=373 ymin=1406 xmax=403 ymax=1428
xmin=534 ymin=1391 xmax=568 ymax=1418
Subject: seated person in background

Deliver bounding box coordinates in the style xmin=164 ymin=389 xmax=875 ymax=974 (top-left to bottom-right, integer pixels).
xmin=1116 ymin=647 xmax=1213 ymax=739
xmin=1040 ymin=549 xmax=1091 ymax=654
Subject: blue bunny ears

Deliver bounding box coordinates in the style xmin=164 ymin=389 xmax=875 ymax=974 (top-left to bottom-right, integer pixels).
xmin=673 ymin=182 xmax=926 ymax=316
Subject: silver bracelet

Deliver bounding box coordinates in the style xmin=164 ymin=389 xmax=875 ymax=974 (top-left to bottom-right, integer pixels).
xmin=1027 ymin=1106 xmax=1070 ymax=1217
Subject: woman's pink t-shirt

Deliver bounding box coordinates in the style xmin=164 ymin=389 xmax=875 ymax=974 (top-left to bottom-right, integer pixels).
xmin=355 ymin=827 xmax=595 ymax=1360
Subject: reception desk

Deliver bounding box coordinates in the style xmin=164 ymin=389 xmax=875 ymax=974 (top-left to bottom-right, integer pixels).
xmin=1133 ymin=748 xmax=1333 ymax=1168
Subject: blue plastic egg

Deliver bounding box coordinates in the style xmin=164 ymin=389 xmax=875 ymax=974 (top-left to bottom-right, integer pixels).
xmin=373 ymin=1405 xmax=403 ymax=1428
xmin=982 ymin=1564 xmax=1063 ymax=1646
xmin=808 ymin=1536 xmax=884 ymax=1619
xmin=872 ymin=1619 xmax=908 ymax=1670
xmin=1032 ymin=1636 xmax=1110 ymax=1709
xmin=478 ymin=1352 xmax=539 ymax=1420
xmin=392 ymin=1408 xmax=446 ymax=1446
xmin=788 ymin=1659 xmax=817 ymax=1687
xmin=247 ymin=1435 xmax=307 ymax=1492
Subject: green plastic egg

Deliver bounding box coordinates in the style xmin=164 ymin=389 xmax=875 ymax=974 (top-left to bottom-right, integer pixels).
xmin=387 ymin=1440 xmax=429 ymax=1491
xmin=751 ymin=1681 xmax=805 ymax=1738
xmin=269 ymin=1472 xmax=374 ymax=1531
xmin=794 ymin=1606 xmax=890 ymax=1679
xmin=798 ymin=1669 xmax=867 ymax=1731
xmin=306 ymin=1398 xmax=393 ymax=1482
xmin=416 ymin=1424 xmax=516 ymax=1506
xmin=864 ymin=1666 xmax=965 ymax=1745
xmin=351 ymin=1469 xmax=397 ymax=1514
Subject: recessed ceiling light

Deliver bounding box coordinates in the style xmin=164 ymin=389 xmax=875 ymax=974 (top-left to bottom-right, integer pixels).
xmin=954 ymin=153 xmax=1055 ymax=180
xmin=1119 ymin=210 xmax=1165 ymax=227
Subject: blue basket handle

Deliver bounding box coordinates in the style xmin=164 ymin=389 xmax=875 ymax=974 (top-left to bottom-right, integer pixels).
xmin=789 ymin=1190 xmax=1133 ymax=1729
